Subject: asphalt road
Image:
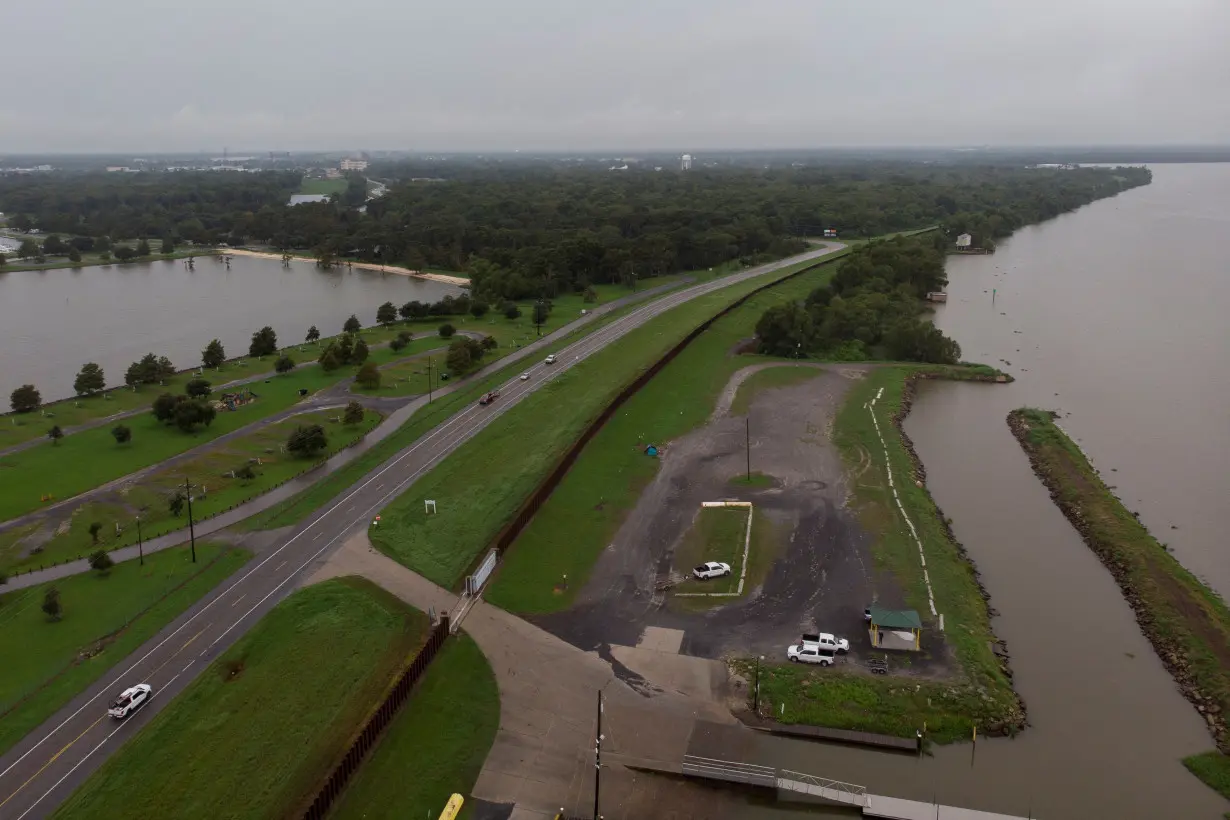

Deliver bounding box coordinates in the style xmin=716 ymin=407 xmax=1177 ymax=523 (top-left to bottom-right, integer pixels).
xmin=0 ymin=244 xmax=844 ymax=820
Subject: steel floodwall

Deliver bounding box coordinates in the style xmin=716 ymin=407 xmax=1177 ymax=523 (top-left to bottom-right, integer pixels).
xmin=483 ymin=256 xmax=837 ymax=568
xmin=302 ymin=614 xmax=451 ymax=820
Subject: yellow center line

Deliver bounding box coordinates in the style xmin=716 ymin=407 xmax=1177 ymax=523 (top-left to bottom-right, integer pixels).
xmin=179 ymin=624 xmax=210 ymax=653
xmin=0 ymin=716 xmax=105 ymax=809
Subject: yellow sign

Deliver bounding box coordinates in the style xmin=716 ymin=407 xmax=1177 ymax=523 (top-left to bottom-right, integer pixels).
xmin=438 ymin=793 xmax=464 ymax=820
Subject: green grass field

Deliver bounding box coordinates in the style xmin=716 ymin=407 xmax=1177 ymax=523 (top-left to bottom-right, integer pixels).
xmin=0 ymin=409 xmax=381 ymax=573
xmin=486 ymin=257 xmax=844 ymax=614
xmin=54 ymin=577 xmax=428 ymax=820
xmin=331 ymin=633 xmax=499 ymax=820
xmin=370 ymin=257 xmax=835 ymax=589
xmin=670 ymin=506 xmax=750 ymax=595
xmin=1183 ymin=751 xmax=1230 ymax=806
xmin=299 ymin=177 xmax=348 ymax=195
xmin=0 ymin=544 xmax=249 ymax=757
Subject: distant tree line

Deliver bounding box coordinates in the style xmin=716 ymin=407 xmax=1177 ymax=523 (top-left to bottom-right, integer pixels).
xmin=0 ymin=165 xmax=1152 ymax=301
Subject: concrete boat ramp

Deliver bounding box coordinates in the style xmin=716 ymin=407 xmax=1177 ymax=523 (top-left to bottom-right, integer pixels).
xmin=664 ymin=755 xmax=1033 ymax=820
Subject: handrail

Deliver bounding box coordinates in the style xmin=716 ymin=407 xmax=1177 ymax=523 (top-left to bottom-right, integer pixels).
xmin=779 ymin=769 xmax=868 ymax=798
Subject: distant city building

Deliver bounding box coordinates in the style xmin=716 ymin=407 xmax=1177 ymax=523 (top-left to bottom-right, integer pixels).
xmin=340 ymin=158 xmax=369 ymax=172
xmin=288 ymin=194 xmax=330 ymax=206
xmin=681 ymin=154 xmax=692 ymax=171
xmin=106 ymin=166 xmax=138 ymax=173
xmin=956 ymin=233 xmax=972 ymax=248
xmin=325 ymin=168 xmax=343 ymax=179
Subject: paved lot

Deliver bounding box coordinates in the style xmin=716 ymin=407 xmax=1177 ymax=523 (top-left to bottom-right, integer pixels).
xmin=0 ymin=246 xmax=845 ymax=820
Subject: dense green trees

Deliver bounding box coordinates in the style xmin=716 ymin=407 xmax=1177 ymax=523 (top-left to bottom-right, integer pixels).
xmin=249 ymin=326 xmax=278 ymax=357
xmin=0 ymin=166 xmax=1150 ymax=297
xmin=74 ymin=363 xmax=106 ymax=395
xmin=287 ymin=424 xmax=328 ymax=457
xmin=202 ymin=339 xmax=226 ymax=369
xmin=10 ymin=384 xmax=41 ymax=413
xmin=755 ymin=235 xmax=962 ymax=364
xmin=124 ymin=353 xmax=176 ymax=387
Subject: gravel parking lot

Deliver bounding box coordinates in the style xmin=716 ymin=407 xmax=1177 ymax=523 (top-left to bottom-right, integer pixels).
xmin=534 ymin=364 xmax=913 ymax=665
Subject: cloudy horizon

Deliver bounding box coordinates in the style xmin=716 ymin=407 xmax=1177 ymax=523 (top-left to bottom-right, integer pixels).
xmin=4 ymin=0 xmax=1227 ymax=153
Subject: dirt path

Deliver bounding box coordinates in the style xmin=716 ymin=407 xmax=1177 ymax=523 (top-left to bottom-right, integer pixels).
xmin=709 ymin=361 xmax=828 ymax=421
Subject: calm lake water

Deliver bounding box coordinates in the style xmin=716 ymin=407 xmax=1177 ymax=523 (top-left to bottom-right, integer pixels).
xmin=0 ymin=255 xmax=458 ymax=401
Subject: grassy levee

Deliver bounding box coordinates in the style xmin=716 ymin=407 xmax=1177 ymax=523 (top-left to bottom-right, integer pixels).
xmin=371 ymin=256 xmax=840 ymax=588
xmin=53 ymin=577 xmax=428 ymax=820
xmin=1008 ymin=408 xmax=1230 ymax=792
xmin=752 ymin=366 xmax=1022 ymax=743
xmin=485 ymin=264 xmax=845 ymax=614
xmin=234 ymin=288 xmax=666 ymax=533
xmin=237 ymin=261 xmax=771 ymax=534
xmin=0 ymin=544 xmax=250 ymax=757
xmin=0 ymin=409 xmax=381 ymax=574
xmin=330 ymin=633 xmax=499 ymax=820
xmin=1183 ymin=751 xmax=1230 ymax=809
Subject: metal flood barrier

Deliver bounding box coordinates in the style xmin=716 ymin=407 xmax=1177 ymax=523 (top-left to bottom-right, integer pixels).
xmin=480 ymin=256 xmax=837 ymax=573
xmin=301 ymin=614 xmax=451 ymax=820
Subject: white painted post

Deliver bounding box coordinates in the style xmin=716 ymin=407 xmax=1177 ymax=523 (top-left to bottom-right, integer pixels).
xmin=425 ymin=499 xmax=437 ymax=514
xmin=939 ymin=614 xmax=945 ymax=632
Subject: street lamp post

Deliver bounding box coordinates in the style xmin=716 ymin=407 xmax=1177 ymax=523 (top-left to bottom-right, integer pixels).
xmin=135 ymin=515 xmax=144 ymax=566
xmin=427 ymin=357 xmax=433 ymax=402
xmin=753 ymin=655 xmax=764 ymax=714
xmin=184 ymin=476 xmax=197 ymax=563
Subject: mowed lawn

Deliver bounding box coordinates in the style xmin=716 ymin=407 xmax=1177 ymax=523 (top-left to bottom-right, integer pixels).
xmin=331 ymin=634 xmax=499 ymax=820
xmin=54 ymin=577 xmax=428 ymax=820
xmin=0 ymin=408 xmax=381 ymax=573
xmin=367 ymin=263 xmax=823 ymax=588
xmin=0 ymin=366 xmax=346 ymax=522
xmin=670 ymin=506 xmax=750 ymax=595
xmin=486 ymin=257 xmax=843 ymax=614
xmin=0 ymin=544 xmax=249 ymax=757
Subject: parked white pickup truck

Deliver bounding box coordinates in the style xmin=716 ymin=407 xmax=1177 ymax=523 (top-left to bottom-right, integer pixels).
xmin=801 ymin=632 xmax=850 ymax=653
xmin=787 ymin=644 xmax=836 ymax=666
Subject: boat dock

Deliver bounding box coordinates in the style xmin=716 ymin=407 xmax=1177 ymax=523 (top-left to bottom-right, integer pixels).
xmin=657 ymin=755 xmax=1034 ymax=820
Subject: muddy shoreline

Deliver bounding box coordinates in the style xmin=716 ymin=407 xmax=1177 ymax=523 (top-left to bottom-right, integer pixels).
xmin=1006 ymin=409 xmax=1228 ymax=752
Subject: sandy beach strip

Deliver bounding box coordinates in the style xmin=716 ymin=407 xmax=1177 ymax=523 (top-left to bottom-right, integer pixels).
xmin=225 ymin=248 xmax=469 ymax=286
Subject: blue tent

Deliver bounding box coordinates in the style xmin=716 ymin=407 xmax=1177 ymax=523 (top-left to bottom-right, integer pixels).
xmin=645 ymin=445 xmax=658 ymax=457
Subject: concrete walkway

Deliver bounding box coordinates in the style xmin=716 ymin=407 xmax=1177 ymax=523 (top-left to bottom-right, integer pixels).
xmin=304 ymin=534 xmax=738 ymax=819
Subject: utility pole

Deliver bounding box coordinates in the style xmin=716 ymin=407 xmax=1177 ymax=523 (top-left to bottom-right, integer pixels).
xmin=746 ymin=418 xmax=751 ymax=482
xmin=185 ymin=477 xmax=197 ymax=563
xmin=593 ymin=690 xmax=603 ymax=820
xmin=427 ymin=357 xmax=433 ymax=403
xmin=136 ymin=515 xmax=144 ymax=566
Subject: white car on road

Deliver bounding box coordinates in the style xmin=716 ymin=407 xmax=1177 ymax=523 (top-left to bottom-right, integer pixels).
xmin=692 ymin=561 xmax=731 ymax=580
xmin=801 ymin=632 xmax=850 ymax=654
xmin=544 ymin=354 xmax=557 ymax=364
xmin=787 ymin=644 xmax=836 ymax=666
xmin=108 ymin=683 xmax=153 ymax=719
xmin=520 ymin=372 xmax=530 ymax=381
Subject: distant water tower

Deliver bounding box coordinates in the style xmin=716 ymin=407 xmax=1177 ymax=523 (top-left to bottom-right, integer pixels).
xmin=681 ymin=153 xmax=692 ymax=171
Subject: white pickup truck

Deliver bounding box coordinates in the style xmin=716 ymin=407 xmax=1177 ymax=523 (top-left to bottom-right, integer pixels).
xmin=801 ymin=632 xmax=850 ymax=654
xmin=787 ymin=644 xmax=836 ymax=666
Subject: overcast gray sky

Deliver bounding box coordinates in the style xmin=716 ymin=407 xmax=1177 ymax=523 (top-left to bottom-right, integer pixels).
xmin=5 ymin=0 xmax=1228 ymax=152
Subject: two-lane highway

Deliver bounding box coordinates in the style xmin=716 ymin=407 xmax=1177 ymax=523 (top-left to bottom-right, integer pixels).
xmin=0 ymin=244 xmax=845 ymax=819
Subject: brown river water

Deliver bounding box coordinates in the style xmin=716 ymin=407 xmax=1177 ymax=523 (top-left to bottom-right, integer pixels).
xmin=737 ymin=165 xmax=1230 ymax=818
